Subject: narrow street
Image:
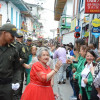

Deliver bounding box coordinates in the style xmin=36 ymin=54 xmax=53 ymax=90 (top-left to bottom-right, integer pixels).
xmin=23 ymin=73 xmax=73 ymax=100
xmin=53 ymin=74 xmax=73 ymax=100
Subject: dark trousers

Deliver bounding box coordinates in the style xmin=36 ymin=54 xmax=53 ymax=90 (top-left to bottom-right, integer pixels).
xmin=91 ymin=84 xmax=99 ymax=100
xmin=82 ymin=87 xmax=88 ymax=100
xmin=69 ymin=70 xmax=76 ymax=96
xmin=73 ymin=79 xmax=80 ymax=100
xmin=13 ymin=71 xmax=24 ymax=100
xmin=0 ymin=83 xmax=13 ymax=100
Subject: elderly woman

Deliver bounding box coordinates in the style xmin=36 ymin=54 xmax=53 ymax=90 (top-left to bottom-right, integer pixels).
xmin=21 ymin=47 xmax=62 ymax=100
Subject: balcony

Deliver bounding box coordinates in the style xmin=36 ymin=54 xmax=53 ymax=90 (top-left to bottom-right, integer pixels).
xmin=54 ymin=0 xmax=67 ymax=21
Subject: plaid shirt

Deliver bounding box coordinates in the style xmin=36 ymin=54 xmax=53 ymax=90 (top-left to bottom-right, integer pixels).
xmin=93 ymin=62 xmax=100 ymax=88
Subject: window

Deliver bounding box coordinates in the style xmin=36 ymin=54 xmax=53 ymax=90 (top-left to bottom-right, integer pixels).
xmin=16 ymin=11 xmax=18 ymax=28
xmin=19 ymin=14 xmax=21 ymax=29
xmin=11 ymin=7 xmax=13 ymax=24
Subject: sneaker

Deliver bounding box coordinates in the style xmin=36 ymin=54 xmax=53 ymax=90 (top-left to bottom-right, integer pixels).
xmin=70 ymin=96 xmax=77 ymax=100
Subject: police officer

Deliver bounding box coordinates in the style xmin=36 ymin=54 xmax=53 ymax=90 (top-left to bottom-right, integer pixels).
xmin=0 ymin=23 xmax=21 ymax=100
xmin=26 ymin=37 xmax=33 ymax=55
xmin=13 ymin=32 xmax=27 ymax=100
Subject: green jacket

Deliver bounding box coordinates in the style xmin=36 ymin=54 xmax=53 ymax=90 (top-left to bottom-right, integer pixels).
xmin=73 ymin=55 xmax=86 ymax=80
xmin=0 ymin=44 xmax=21 ymax=83
xmin=78 ymin=72 xmax=93 ymax=100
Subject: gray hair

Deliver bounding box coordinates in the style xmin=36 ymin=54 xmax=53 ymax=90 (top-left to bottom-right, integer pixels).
xmin=36 ymin=47 xmax=50 ymax=58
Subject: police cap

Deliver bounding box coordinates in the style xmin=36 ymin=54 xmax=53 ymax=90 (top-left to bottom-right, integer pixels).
xmin=27 ymin=37 xmax=32 ymax=41
xmin=0 ymin=23 xmax=19 ymax=37
xmin=17 ymin=33 xmax=23 ymax=38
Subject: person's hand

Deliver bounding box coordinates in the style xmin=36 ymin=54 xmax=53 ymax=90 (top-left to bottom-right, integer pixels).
xmin=54 ymin=60 xmax=62 ymax=72
xmin=19 ymin=58 xmax=22 ymax=61
xmin=12 ymin=83 xmax=20 ymax=90
xmin=72 ymin=68 xmax=76 ymax=73
xmin=51 ymin=78 xmax=54 ymax=87
xmin=66 ymin=59 xmax=72 ymax=64
xmin=96 ymin=57 xmax=100 ymax=62
xmin=73 ymin=75 xmax=76 ymax=80
xmin=79 ymin=94 xmax=82 ymax=100
xmin=83 ymin=78 xmax=88 ymax=84
xmin=54 ymin=93 xmax=59 ymax=99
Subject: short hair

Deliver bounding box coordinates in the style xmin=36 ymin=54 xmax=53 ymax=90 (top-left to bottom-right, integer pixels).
xmin=75 ymin=39 xmax=85 ymax=45
xmin=31 ymin=46 xmax=37 ymax=50
xmin=36 ymin=47 xmax=50 ymax=58
xmin=0 ymin=31 xmax=2 ymax=36
xmin=69 ymin=44 xmax=74 ymax=49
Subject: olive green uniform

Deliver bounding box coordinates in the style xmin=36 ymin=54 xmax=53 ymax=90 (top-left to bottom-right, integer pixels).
xmin=13 ymin=41 xmax=27 ymax=100
xmin=0 ymin=44 xmax=21 ymax=100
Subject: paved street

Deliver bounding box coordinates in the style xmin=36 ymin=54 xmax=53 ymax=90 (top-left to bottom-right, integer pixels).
xmin=53 ymin=74 xmax=73 ymax=100
xmin=23 ymin=73 xmax=73 ymax=100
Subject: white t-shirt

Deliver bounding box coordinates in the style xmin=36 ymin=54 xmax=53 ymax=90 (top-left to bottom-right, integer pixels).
xmin=81 ymin=63 xmax=92 ymax=87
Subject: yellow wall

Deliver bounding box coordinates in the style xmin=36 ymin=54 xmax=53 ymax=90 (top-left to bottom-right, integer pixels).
xmin=71 ymin=18 xmax=76 ymax=31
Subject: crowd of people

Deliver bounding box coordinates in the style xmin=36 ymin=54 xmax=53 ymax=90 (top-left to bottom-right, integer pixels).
xmin=65 ymin=39 xmax=100 ymax=100
xmin=0 ymin=23 xmax=100 ymax=100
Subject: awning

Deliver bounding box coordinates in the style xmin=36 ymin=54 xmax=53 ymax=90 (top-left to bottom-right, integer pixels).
xmin=54 ymin=0 xmax=67 ymax=21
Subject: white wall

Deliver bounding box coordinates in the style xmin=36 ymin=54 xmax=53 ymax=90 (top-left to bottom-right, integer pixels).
xmin=62 ymin=32 xmax=74 ymax=45
xmin=63 ymin=0 xmax=73 ymax=17
xmin=0 ymin=1 xmax=20 ymax=29
xmin=0 ymin=1 xmax=7 ymax=25
xmin=26 ymin=17 xmax=33 ymax=33
xmin=66 ymin=0 xmax=73 ymax=16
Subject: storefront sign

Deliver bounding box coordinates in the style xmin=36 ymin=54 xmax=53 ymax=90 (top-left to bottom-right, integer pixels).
xmin=85 ymin=0 xmax=100 ymax=13
xmin=92 ymin=27 xmax=100 ymax=38
xmin=75 ymin=26 xmax=81 ymax=32
xmin=84 ymin=16 xmax=90 ymax=23
xmin=92 ymin=18 xmax=100 ymax=27
xmin=92 ymin=27 xmax=100 ymax=33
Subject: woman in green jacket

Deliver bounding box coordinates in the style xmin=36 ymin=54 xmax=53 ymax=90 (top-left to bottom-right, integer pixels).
xmin=67 ymin=45 xmax=87 ymax=100
xmin=78 ymin=50 xmax=97 ymax=100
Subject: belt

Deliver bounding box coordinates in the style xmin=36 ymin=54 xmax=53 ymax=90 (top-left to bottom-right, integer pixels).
xmin=30 ymin=83 xmax=51 ymax=87
xmin=0 ymin=78 xmax=12 ymax=84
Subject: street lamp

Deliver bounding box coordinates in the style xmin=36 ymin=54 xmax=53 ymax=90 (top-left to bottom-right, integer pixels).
xmin=6 ymin=18 xmax=10 ymax=23
xmin=6 ymin=1 xmax=10 ymax=23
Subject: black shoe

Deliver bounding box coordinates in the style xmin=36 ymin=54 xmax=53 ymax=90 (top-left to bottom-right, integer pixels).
xmin=58 ymin=81 xmax=62 ymax=84
xmin=62 ymin=79 xmax=66 ymax=84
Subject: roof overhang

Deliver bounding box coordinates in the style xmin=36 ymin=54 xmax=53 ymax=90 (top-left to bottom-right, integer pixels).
xmin=4 ymin=0 xmax=35 ymax=20
xmin=54 ymin=0 xmax=67 ymax=21
xmin=4 ymin=0 xmax=29 ymax=11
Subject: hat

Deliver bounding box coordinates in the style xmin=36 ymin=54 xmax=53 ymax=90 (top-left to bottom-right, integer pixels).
xmin=17 ymin=33 xmax=23 ymax=38
xmin=0 ymin=23 xmax=19 ymax=37
xmin=27 ymin=37 xmax=32 ymax=41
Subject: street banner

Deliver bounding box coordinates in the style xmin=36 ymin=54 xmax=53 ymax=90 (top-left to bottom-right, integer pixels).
xmin=85 ymin=0 xmax=100 ymax=13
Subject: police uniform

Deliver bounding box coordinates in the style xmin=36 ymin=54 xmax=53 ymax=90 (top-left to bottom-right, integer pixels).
xmin=13 ymin=33 xmax=28 ymax=100
xmin=26 ymin=37 xmax=33 ymax=56
xmin=0 ymin=23 xmax=21 ymax=100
